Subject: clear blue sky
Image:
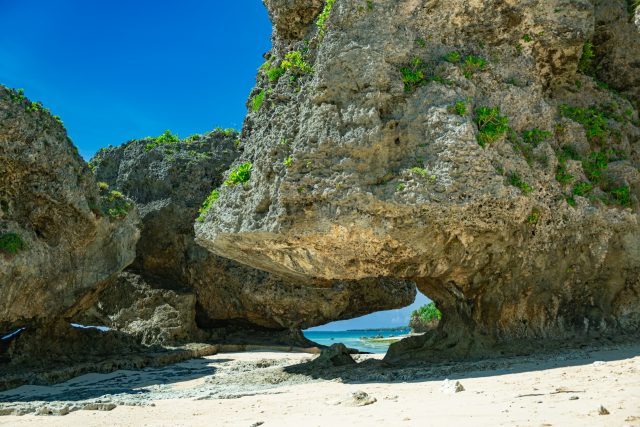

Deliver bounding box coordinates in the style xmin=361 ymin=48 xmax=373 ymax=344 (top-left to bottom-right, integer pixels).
xmin=0 ymin=0 xmax=271 ymax=159
xmin=1 ymin=0 xmax=431 ymax=330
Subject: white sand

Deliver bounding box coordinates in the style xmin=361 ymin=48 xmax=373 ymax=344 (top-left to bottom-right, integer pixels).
xmin=1 ymin=347 xmax=639 ymax=427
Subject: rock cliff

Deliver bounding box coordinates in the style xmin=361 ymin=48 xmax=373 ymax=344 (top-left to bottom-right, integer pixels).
xmin=87 ymin=131 xmax=416 ymax=346
xmin=196 ymin=0 xmax=640 ymax=360
xmin=0 ymin=86 xmax=139 ymax=336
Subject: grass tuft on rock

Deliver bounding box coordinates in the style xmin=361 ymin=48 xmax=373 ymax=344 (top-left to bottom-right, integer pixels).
xmin=0 ymin=233 xmax=25 ymax=254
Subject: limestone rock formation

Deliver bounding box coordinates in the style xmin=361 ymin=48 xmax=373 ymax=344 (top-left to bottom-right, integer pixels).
xmin=87 ymin=131 xmax=416 ymax=345
xmin=0 ymin=86 xmax=139 ymax=335
xmin=196 ymin=0 xmax=640 ymax=360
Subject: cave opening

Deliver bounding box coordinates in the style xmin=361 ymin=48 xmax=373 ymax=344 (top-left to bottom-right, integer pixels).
xmin=302 ymin=289 xmax=441 ymax=355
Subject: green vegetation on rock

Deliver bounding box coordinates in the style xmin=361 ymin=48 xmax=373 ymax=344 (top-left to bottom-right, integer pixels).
xmin=144 ymin=130 xmax=180 ymax=151
xmin=522 ymin=128 xmax=551 ymax=146
xmin=224 ymin=162 xmax=253 ymax=187
xmin=610 ymin=185 xmax=631 ymax=207
xmin=198 ymin=189 xmax=220 ymax=222
xmin=401 ymin=57 xmax=426 ymax=92
xmin=462 ymin=55 xmax=487 ymax=78
xmin=99 ymin=186 xmax=133 ymax=219
xmin=316 ymin=0 xmax=336 ymax=38
xmin=559 ymin=105 xmax=608 ymax=144
xmin=572 ymin=181 xmax=593 ymax=197
xmin=444 ymin=51 xmax=461 ymax=63
xmin=281 ymin=51 xmax=313 ymax=75
xmin=474 ymin=106 xmax=509 ymax=147
xmin=252 ymin=90 xmax=266 ymax=112
xmin=449 ymin=100 xmax=467 ymax=116
xmin=577 ymin=41 xmax=595 ymax=75
xmin=0 ymin=233 xmax=25 ymax=255
xmin=5 ymin=87 xmax=64 ymax=127
xmin=508 ymin=172 xmax=533 ymax=194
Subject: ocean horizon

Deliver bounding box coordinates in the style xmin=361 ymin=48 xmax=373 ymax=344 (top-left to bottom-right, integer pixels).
xmin=303 ymin=328 xmax=411 ymax=354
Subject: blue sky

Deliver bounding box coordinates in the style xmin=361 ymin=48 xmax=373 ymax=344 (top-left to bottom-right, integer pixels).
xmin=0 ymin=0 xmax=271 ymax=159
xmin=1 ymin=0 xmax=431 ymax=330
xmin=307 ymin=291 xmax=430 ymax=331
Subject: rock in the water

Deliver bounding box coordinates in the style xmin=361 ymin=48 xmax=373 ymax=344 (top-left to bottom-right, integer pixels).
xmin=440 ymin=379 xmax=465 ymax=394
xmin=86 ymin=131 xmax=416 ymax=344
xmin=195 ymin=0 xmax=640 ymax=360
xmin=0 ymin=85 xmax=139 ymax=334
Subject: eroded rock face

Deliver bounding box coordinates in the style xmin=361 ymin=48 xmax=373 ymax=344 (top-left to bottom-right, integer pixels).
xmin=88 ymin=133 xmax=416 ymax=343
xmin=0 ymin=86 xmax=139 ymax=334
xmin=593 ymin=0 xmax=640 ymax=108
xmin=196 ymin=0 xmax=640 ymax=360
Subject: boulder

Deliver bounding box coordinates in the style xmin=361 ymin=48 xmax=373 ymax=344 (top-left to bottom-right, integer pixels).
xmin=0 ymin=85 xmax=139 ymax=335
xmin=195 ymin=0 xmax=640 ymax=360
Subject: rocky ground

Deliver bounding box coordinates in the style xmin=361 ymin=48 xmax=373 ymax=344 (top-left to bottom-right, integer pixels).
xmin=1 ymin=343 xmax=639 ymax=426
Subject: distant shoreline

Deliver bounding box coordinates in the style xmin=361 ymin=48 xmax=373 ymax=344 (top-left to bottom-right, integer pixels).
xmin=346 ymin=327 xmax=410 ymax=332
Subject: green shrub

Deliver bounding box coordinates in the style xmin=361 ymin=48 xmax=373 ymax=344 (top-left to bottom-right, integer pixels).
xmin=444 ymin=51 xmax=461 ymax=63
xmin=509 ymin=172 xmax=533 ymax=194
xmin=462 ymin=55 xmax=487 ymax=78
xmin=411 ymin=302 xmax=442 ymax=323
xmin=100 ymin=190 xmax=132 ymax=219
xmin=555 ymin=165 xmax=574 ymax=184
xmin=281 ymin=51 xmax=313 ymax=75
xmin=409 ymin=167 xmax=436 ymax=181
xmin=527 ymin=208 xmax=540 ymax=225
xmin=474 ymin=106 xmax=510 ymax=147
xmin=449 ymin=100 xmax=467 ymax=116
xmin=283 ymin=156 xmax=293 ymax=168
xmin=197 ymin=189 xmax=219 ymax=221
xmin=577 ymin=41 xmax=595 ymax=75
xmin=401 ymin=57 xmax=426 ymax=92
xmin=610 ymin=185 xmax=631 ymax=207
xmin=224 ymin=162 xmax=253 ymax=187
xmin=559 ymin=105 xmax=608 ymax=143
xmin=144 ymin=130 xmax=180 ymax=151
xmin=316 ymin=0 xmax=336 ymax=37
xmin=522 ymin=128 xmax=551 ymax=146
xmin=251 ymin=90 xmax=266 ymax=112
xmin=582 ymin=151 xmax=609 ymax=182
xmin=0 ymin=233 xmax=25 ymax=254
xmin=573 ymin=181 xmax=593 ymax=197
xmin=266 ymin=66 xmax=285 ymax=82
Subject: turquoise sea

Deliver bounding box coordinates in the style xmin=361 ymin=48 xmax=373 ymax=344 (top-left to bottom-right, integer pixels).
xmin=303 ymin=328 xmax=411 ymax=354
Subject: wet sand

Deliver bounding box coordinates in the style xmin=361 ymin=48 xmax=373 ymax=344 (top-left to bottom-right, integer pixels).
xmin=1 ymin=344 xmax=639 ymax=426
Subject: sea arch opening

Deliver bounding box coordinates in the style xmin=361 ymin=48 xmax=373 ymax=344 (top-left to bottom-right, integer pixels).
xmin=302 ymin=289 xmax=440 ymax=355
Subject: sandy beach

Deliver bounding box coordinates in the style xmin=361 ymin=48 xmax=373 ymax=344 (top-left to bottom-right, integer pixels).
xmin=1 ymin=343 xmax=639 ymax=427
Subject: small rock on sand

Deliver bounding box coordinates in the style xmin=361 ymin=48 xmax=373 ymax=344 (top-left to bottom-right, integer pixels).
xmin=351 ymin=391 xmax=377 ymax=407
xmin=598 ymin=405 xmax=610 ymax=415
xmin=441 ymin=379 xmax=465 ymax=394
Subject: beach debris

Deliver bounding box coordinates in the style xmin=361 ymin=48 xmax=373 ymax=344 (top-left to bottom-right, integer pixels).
xmin=598 ymin=405 xmax=610 ymax=415
xmin=309 ymin=343 xmax=356 ymax=368
xmin=250 ymin=422 xmax=264 ymax=427
xmin=569 ymin=396 xmax=579 ymax=400
xmin=351 ymin=390 xmax=377 ymax=406
xmin=441 ymin=379 xmax=465 ymax=394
